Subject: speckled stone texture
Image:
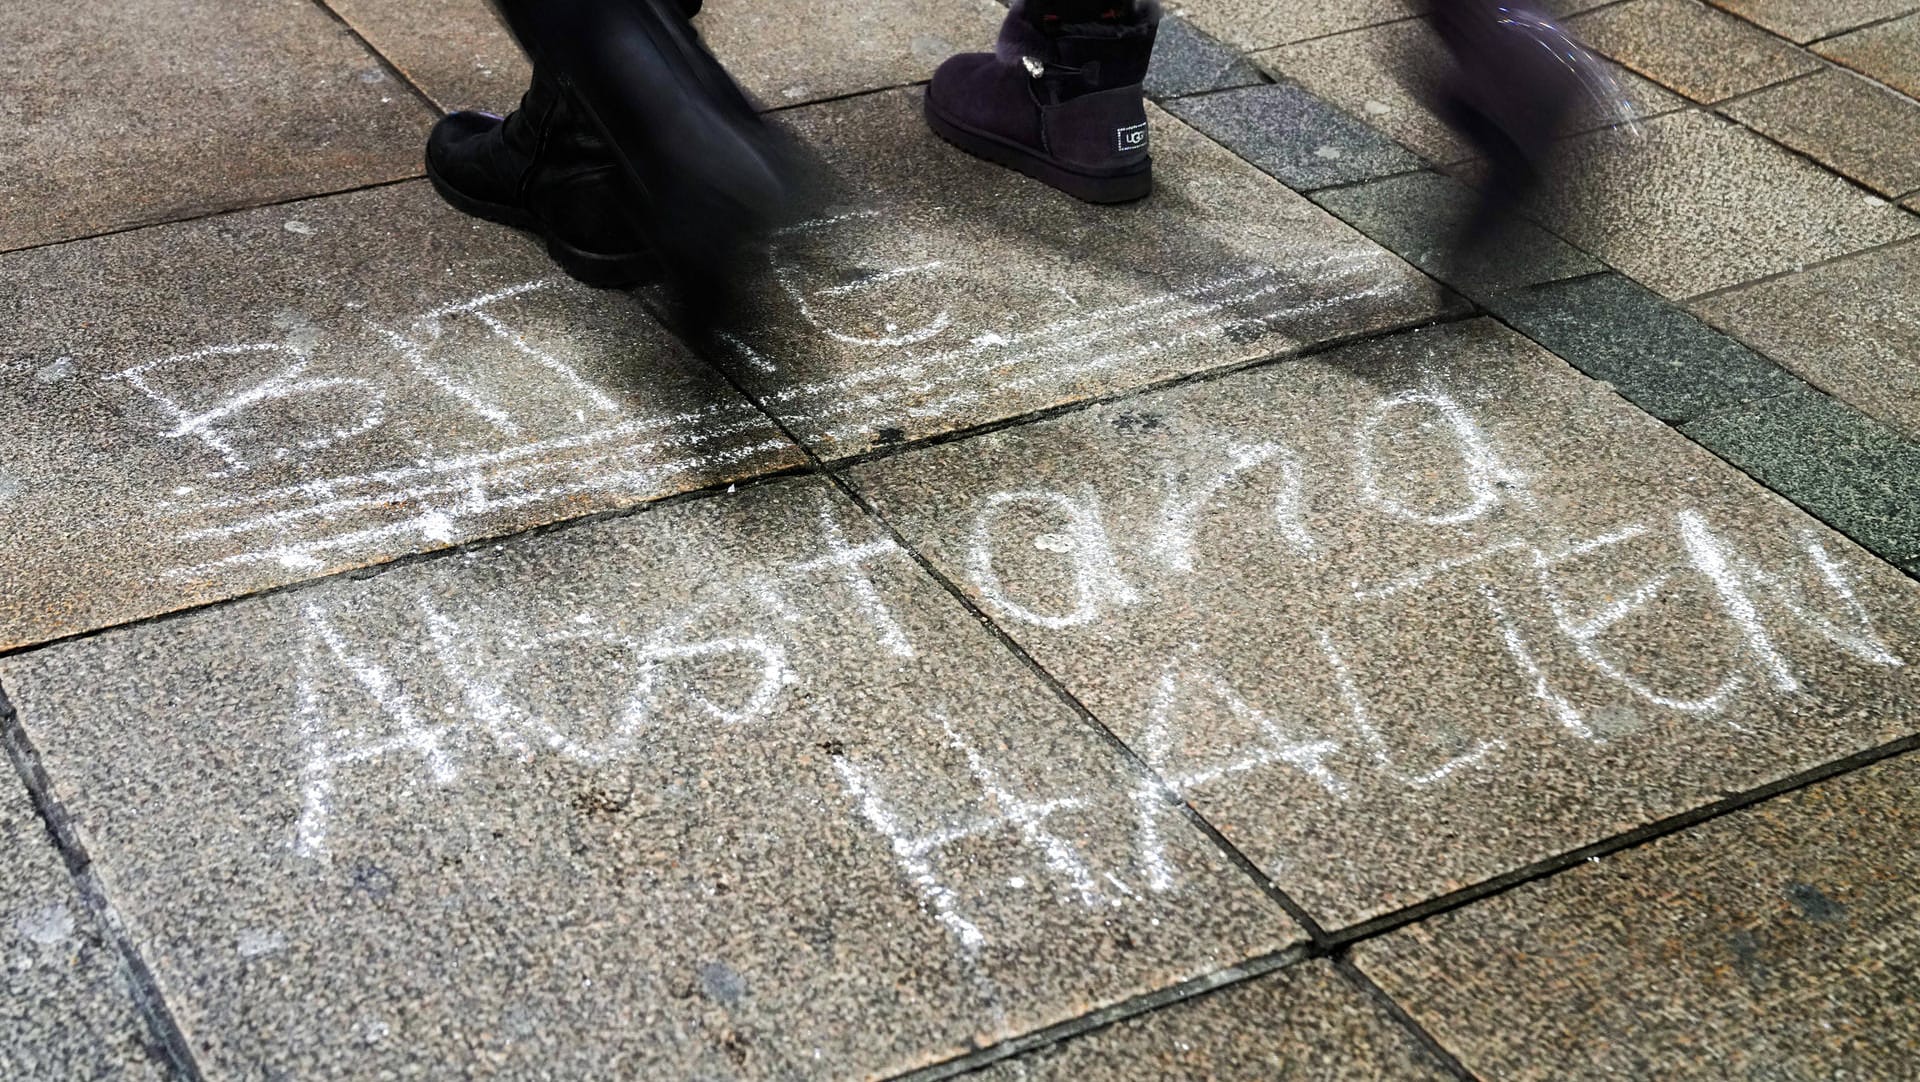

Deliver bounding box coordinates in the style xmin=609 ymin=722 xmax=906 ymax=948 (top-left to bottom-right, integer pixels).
xmin=847 ymin=318 xmax=1920 ymax=928
xmin=976 ymin=962 xmax=1454 ymax=1080
xmin=1311 ymin=171 xmax=1601 ymax=300
xmin=0 ymin=773 xmax=164 ymax=1079
xmin=323 ymin=0 xmax=1004 ymax=113
xmin=1163 ymin=83 xmax=1424 ymax=191
xmin=1721 ymin=68 xmax=1920 ymax=199
xmin=0 ymin=181 xmax=801 ymax=652
xmin=1145 ymin=16 xmax=1266 ymax=100
xmin=1569 ymin=0 xmax=1820 ymax=103
xmin=321 ymin=0 xmax=530 ymax=112
xmin=1254 ymin=19 xmax=1684 ymax=164
xmin=1165 ymin=0 xmax=1423 ymax=53
xmin=1486 ymin=272 xmax=1802 ymax=423
xmin=1680 ymin=388 xmax=1920 ymax=576
xmin=1707 ymin=0 xmax=1919 ymax=44
xmin=1356 ymin=752 xmax=1920 ymax=1079
xmin=0 ymin=478 xmax=1295 ymax=1080
xmin=1520 ymin=109 xmax=1919 ymax=297
xmin=0 ymin=0 xmax=432 ymax=252
xmin=696 ymin=0 xmax=1006 ymax=108
xmin=1815 ymin=13 xmax=1920 ymax=99
xmin=715 ymin=89 xmax=1456 ymax=458
xmin=1693 ymin=239 xmax=1920 ymax=442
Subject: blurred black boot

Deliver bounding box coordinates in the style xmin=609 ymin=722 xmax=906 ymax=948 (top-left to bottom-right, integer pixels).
xmin=426 ymin=71 xmax=658 ymax=289
xmin=1427 ymin=1 xmax=1606 ymax=248
xmin=489 ymin=0 xmax=799 ymax=330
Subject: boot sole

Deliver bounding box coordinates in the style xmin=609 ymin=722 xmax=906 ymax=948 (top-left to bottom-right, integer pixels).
xmin=924 ymin=92 xmax=1151 ymax=205
xmin=425 ymin=153 xmax=657 ymax=291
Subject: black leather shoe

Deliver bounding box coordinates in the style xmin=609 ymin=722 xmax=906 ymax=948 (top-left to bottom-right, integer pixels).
xmin=425 ymin=72 xmax=658 ymax=288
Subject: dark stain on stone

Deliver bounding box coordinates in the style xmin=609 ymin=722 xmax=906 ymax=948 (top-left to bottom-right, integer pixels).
xmin=1222 ymin=317 xmax=1269 ymax=345
xmin=834 ymin=266 xmax=882 ymax=290
xmin=1729 ymin=928 xmax=1767 ymax=980
xmin=571 ymin=786 xmax=630 ymax=818
xmin=698 ymin=961 xmax=748 ymax=1005
xmin=1784 ymin=882 xmax=1848 ymax=923
xmin=1113 ymin=411 xmax=1165 ymax=433
xmin=348 ymin=860 xmax=396 ymax=899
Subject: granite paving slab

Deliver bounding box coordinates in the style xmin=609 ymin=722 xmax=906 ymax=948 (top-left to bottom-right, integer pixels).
xmin=696 ymin=0 xmax=1005 ymax=109
xmin=1814 ymin=13 xmax=1920 ymax=99
xmin=0 ymin=478 xmax=1292 ymax=1079
xmin=1569 ymin=0 xmax=1821 ymax=104
xmin=846 ymin=318 xmax=1920 ymax=927
xmin=1166 ymin=0 xmax=1422 ymax=54
xmin=1311 ymin=171 xmax=1603 ymax=300
xmin=1693 ymin=239 xmax=1920 ymax=441
xmin=1681 ymin=388 xmax=1920 ymax=576
xmin=1722 ymin=67 xmax=1920 ymax=199
xmin=1356 ymin=752 xmax=1920 ymax=1078
xmin=1519 ymin=109 xmax=1919 ymax=297
xmin=0 ymin=181 xmax=803 ymax=652
xmin=1145 ymin=16 xmax=1267 ymax=100
xmin=976 ymin=962 xmax=1453 ymax=1080
xmin=1162 ymin=82 xmax=1425 ymax=191
xmin=715 ymin=89 xmax=1456 ymax=459
xmin=1255 ymin=19 xmax=1684 ymax=165
xmin=1486 ymin=272 xmax=1803 ymax=424
xmin=324 ymin=0 xmax=1004 ymax=113
xmin=1 ymin=0 xmax=432 ymax=252
xmin=1707 ymin=0 xmax=1919 ymax=44
xmin=1 ymin=774 xmax=165 ymax=1080
xmin=321 ymin=0 xmax=530 ymax=113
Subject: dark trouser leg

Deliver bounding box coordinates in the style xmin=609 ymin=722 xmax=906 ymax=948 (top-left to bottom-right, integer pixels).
xmin=1023 ymin=0 xmax=1139 ymax=23
xmin=1423 ymin=0 xmax=1597 ymax=245
xmin=481 ymin=0 xmax=794 ymax=325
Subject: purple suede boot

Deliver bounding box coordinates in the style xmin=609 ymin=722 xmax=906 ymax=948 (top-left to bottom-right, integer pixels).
xmin=925 ymin=1 xmax=1160 ymax=204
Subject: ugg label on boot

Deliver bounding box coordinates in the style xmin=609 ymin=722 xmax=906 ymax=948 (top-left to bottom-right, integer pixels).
xmin=1115 ymin=122 xmax=1149 ymax=153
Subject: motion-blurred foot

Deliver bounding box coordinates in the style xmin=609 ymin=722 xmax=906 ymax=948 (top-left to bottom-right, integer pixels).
xmin=1426 ymin=2 xmax=1617 ymax=252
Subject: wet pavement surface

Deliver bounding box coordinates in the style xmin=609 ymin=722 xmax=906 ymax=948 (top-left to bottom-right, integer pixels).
xmin=5 ymin=0 xmax=1919 ymax=1078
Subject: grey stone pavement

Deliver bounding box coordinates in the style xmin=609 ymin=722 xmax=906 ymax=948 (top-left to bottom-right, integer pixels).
xmin=4 ymin=0 xmax=1919 ymax=1078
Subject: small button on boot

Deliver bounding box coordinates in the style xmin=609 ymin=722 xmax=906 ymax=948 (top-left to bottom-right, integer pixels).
xmin=426 ymin=70 xmax=658 ymax=288
xmin=925 ymin=1 xmax=1159 ymax=204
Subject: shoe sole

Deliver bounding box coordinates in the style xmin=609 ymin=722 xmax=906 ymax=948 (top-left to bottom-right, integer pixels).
xmin=425 ymin=152 xmax=657 ymax=291
xmin=923 ymin=92 xmax=1151 ymax=205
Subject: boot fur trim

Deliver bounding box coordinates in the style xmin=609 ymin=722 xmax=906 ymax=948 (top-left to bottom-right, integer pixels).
xmin=996 ymin=0 xmax=1162 ymax=65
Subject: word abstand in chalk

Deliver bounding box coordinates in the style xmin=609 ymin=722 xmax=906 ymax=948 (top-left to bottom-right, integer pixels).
xmin=287 ymin=503 xmax=916 ymax=859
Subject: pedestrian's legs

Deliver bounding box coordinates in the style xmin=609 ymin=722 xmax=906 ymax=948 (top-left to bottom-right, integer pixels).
xmin=427 ymin=0 xmax=793 ymax=327
xmin=1424 ymin=1 xmax=1617 ymax=243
